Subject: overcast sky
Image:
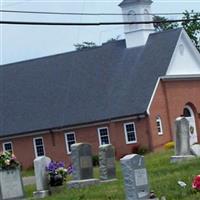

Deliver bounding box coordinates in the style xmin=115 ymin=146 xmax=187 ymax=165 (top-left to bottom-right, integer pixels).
xmin=1 ymin=0 xmax=200 ymax=64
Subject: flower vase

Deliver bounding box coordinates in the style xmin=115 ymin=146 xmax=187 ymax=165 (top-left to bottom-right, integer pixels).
xmin=49 ymin=173 xmax=63 ymax=186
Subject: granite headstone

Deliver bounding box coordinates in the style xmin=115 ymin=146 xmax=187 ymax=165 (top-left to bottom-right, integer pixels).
xmin=175 ymin=117 xmax=190 ymax=155
xmin=99 ymin=144 xmax=116 ymax=181
xmin=120 ymin=154 xmax=149 ymax=200
xmin=191 ymin=144 xmax=200 ymax=157
xmin=0 ymin=168 xmax=24 ymax=200
xmin=71 ymin=143 xmax=93 ymax=180
xmin=67 ymin=143 xmax=99 ymax=188
xmin=171 ymin=117 xmax=195 ymax=162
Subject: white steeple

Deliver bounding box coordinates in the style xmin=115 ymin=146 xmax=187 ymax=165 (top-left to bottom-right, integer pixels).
xmin=119 ymin=0 xmax=155 ymax=48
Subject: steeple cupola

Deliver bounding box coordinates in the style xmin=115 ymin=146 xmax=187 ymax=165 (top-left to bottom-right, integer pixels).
xmin=119 ymin=0 xmax=155 ymax=48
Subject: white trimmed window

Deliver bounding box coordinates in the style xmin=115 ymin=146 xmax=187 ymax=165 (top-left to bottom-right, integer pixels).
xmin=98 ymin=127 xmax=110 ymax=146
xmin=3 ymin=142 xmax=13 ymax=153
xmin=156 ymin=116 xmax=163 ymax=135
xmin=33 ymin=137 xmax=45 ymax=157
xmin=65 ymin=132 xmax=76 ymax=154
xmin=124 ymin=122 xmax=137 ymax=144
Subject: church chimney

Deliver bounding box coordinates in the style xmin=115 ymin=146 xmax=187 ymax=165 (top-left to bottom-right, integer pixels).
xmin=119 ymin=0 xmax=155 ymax=48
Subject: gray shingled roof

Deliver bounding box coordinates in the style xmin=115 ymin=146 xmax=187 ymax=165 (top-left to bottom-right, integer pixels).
xmin=0 ymin=28 xmax=182 ymax=137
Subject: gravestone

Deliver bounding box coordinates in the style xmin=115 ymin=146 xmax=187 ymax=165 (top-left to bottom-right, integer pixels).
xmin=191 ymin=144 xmax=200 ymax=157
xmin=67 ymin=143 xmax=99 ymax=189
xmin=0 ymin=168 xmax=24 ymax=200
xmin=171 ymin=117 xmax=195 ymax=163
xmin=120 ymin=154 xmax=149 ymax=200
xmin=99 ymin=144 xmax=116 ymax=181
xmin=33 ymin=156 xmax=51 ymax=198
xmin=71 ymin=143 xmax=93 ymax=180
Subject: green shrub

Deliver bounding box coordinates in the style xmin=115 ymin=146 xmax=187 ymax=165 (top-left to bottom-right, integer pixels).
xmin=132 ymin=145 xmax=149 ymax=155
xmin=137 ymin=146 xmax=149 ymax=155
xmin=164 ymin=141 xmax=175 ymax=150
xmin=92 ymin=155 xmax=99 ymax=167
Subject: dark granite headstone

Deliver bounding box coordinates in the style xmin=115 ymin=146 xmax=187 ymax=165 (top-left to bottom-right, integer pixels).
xmin=71 ymin=143 xmax=93 ymax=180
xmin=99 ymin=144 xmax=116 ymax=180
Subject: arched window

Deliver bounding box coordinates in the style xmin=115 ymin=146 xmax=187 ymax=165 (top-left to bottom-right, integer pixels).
xmin=156 ymin=116 xmax=163 ymax=135
xmin=127 ymin=10 xmax=137 ymax=30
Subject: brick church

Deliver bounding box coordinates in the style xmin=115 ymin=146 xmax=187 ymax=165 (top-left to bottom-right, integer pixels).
xmin=1 ymin=0 xmax=200 ymax=169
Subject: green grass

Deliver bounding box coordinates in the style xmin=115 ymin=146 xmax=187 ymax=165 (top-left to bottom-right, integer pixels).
xmin=22 ymin=168 xmax=34 ymax=177
xmin=24 ymin=150 xmax=200 ymax=199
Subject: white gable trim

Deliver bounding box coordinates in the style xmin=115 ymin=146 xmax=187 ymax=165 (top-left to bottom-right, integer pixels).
xmin=146 ymin=77 xmax=160 ymax=115
xmin=166 ymin=29 xmax=200 ymax=75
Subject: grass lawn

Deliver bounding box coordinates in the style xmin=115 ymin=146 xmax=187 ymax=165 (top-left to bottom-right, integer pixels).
xmin=24 ymin=150 xmax=200 ymax=199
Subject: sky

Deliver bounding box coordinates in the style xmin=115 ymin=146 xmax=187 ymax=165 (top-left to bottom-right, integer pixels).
xmin=1 ymin=0 xmax=200 ymax=65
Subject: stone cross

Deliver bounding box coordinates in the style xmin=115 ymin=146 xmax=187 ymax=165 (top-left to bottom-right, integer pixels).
xmin=120 ymin=154 xmax=149 ymax=200
xmin=71 ymin=143 xmax=93 ymax=180
xmin=99 ymin=144 xmax=116 ymax=181
xmin=175 ymin=117 xmax=191 ymax=155
xmin=33 ymin=156 xmax=51 ymax=198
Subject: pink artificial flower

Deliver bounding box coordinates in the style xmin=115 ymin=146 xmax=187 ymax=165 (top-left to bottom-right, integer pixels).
xmin=192 ymin=175 xmax=200 ymax=190
xmin=11 ymin=154 xmax=16 ymax=160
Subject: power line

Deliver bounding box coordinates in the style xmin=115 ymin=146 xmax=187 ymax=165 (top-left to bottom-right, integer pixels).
xmin=0 ymin=9 xmax=199 ymax=16
xmin=1 ymin=18 xmax=200 ymax=26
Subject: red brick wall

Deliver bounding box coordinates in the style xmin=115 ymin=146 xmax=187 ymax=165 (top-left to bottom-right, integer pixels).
xmin=148 ymin=79 xmax=200 ymax=149
xmin=2 ymin=79 xmax=199 ymax=169
xmin=0 ymin=118 xmax=150 ymax=169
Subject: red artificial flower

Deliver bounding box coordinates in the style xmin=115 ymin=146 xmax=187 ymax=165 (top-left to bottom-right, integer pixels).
xmin=192 ymin=175 xmax=200 ymax=190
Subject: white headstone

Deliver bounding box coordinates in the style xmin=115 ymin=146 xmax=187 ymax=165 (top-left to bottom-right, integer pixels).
xmin=120 ymin=154 xmax=149 ymax=200
xmin=34 ymin=156 xmax=51 ymax=191
xmin=0 ymin=168 xmax=24 ymax=200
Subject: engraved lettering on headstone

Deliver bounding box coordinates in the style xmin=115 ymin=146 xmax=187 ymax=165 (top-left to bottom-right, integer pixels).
xmin=134 ymin=168 xmax=148 ymax=186
xmin=80 ymin=156 xmax=91 ymax=168
xmin=1 ymin=169 xmax=23 ymax=199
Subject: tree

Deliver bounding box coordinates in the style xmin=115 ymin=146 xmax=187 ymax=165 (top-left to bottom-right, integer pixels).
xmin=182 ymin=11 xmax=200 ymax=51
xmin=153 ymin=15 xmax=178 ymax=31
xmin=153 ymin=10 xmax=200 ymax=52
xmin=74 ymin=36 xmax=121 ymax=50
xmin=74 ymin=41 xmax=97 ymax=50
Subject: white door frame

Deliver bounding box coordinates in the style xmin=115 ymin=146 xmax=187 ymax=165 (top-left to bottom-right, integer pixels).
xmin=184 ymin=105 xmax=198 ymax=145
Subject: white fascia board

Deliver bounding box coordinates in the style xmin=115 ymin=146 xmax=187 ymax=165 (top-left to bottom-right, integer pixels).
xmin=146 ymin=77 xmax=160 ymax=115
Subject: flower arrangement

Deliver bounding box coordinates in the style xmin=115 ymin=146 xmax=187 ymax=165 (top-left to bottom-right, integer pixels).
xmin=46 ymin=160 xmax=73 ymax=186
xmin=192 ymin=175 xmax=200 ymax=190
xmin=0 ymin=151 xmax=20 ymax=170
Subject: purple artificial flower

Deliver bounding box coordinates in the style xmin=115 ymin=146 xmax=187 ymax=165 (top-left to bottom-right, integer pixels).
xmin=57 ymin=161 xmax=65 ymax=168
xmin=46 ymin=161 xmax=58 ymax=173
xmin=67 ymin=164 xmax=74 ymax=174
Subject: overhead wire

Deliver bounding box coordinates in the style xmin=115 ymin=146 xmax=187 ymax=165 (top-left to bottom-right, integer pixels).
xmin=1 ymin=18 xmax=200 ymax=26
xmin=0 ymin=9 xmax=199 ymax=16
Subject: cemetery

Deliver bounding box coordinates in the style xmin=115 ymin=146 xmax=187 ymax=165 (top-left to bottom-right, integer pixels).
xmin=1 ymin=117 xmax=200 ymax=199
